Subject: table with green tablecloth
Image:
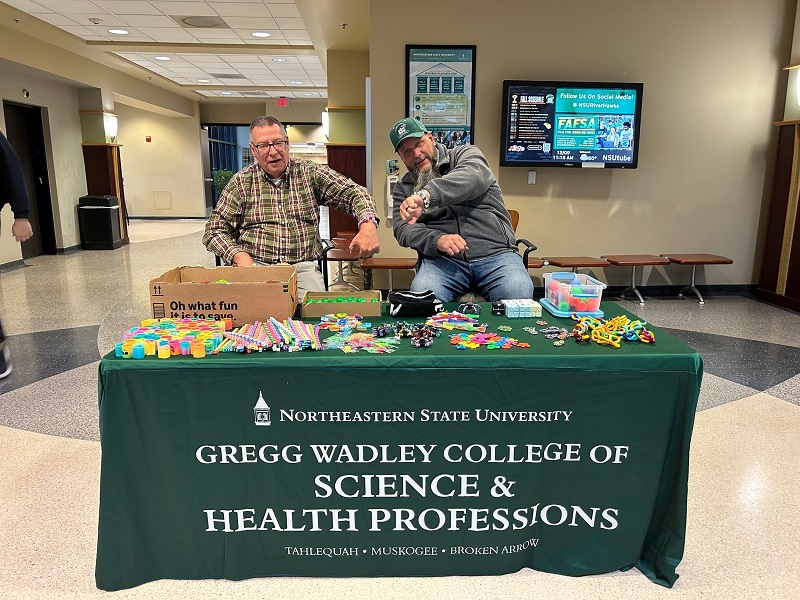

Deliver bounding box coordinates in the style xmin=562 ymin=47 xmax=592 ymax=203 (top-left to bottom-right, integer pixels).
xmin=96 ymin=303 xmax=702 ymax=591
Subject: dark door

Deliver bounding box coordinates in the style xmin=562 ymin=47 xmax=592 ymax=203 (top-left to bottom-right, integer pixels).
xmin=326 ymin=145 xmax=365 ymax=236
xmin=2 ymin=101 xmax=56 ymax=257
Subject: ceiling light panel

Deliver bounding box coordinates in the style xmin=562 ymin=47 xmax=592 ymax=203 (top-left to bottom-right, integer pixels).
xmin=113 ymin=15 xmax=177 ymax=28
xmin=263 ymin=4 xmax=301 ymax=18
xmin=93 ymin=0 xmax=162 ymax=15
xmin=188 ymin=29 xmax=243 ymax=41
xmin=222 ymin=17 xmax=279 ymax=29
xmin=215 ymin=5 xmax=276 ymax=20
xmin=221 ymin=55 xmax=263 ymax=63
xmin=133 ymin=28 xmax=199 ymax=42
xmin=31 ymin=13 xmax=83 ymax=27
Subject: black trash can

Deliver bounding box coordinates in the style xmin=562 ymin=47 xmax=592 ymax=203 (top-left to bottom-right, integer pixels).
xmin=78 ymin=195 xmax=123 ymax=250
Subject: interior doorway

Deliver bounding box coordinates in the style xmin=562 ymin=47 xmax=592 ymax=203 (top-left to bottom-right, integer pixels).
xmin=2 ymin=101 xmax=56 ymax=258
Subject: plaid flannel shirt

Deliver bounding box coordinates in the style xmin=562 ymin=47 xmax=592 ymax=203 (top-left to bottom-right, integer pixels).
xmin=203 ymin=159 xmax=377 ymax=265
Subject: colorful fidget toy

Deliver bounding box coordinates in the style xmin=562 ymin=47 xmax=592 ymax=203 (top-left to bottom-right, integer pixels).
xmin=394 ymin=322 xmax=441 ymax=346
xmin=426 ymin=311 xmax=487 ymax=332
xmin=323 ymin=331 xmax=400 ymax=354
xmin=372 ymin=323 xmax=395 ymax=338
xmin=317 ymin=313 xmax=372 ymax=334
xmin=116 ymin=317 xmax=227 ymax=359
xmin=215 ymin=318 xmax=322 ymax=353
xmin=449 ymin=332 xmax=530 ymax=350
xmin=305 ymin=296 xmax=378 ymax=303
xmin=410 ymin=324 xmax=440 ymax=348
xmin=570 ymin=315 xmax=655 ymax=348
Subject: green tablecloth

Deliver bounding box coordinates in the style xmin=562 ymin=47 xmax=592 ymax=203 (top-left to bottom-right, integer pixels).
xmin=96 ymin=303 xmax=701 ymax=591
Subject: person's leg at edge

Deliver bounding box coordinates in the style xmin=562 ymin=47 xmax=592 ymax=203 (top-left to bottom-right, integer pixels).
xmin=0 ymin=318 xmax=11 ymax=379
xmin=411 ymin=256 xmax=472 ymax=302
xmin=472 ymin=251 xmax=534 ymax=302
xmin=294 ymin=261 xmax=326 ymax=303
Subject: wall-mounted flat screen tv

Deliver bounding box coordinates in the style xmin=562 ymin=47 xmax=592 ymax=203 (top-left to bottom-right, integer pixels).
xmin=500 ymin=80 xmax=643 ymax=169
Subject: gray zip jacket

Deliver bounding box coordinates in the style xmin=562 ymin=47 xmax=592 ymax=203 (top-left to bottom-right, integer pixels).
xmin=392 ymin=142 xmax=517 ymax=261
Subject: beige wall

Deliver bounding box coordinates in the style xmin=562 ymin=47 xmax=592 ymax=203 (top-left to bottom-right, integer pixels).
xmin=0 ymin=65 xmax=87 ymax=260
xmin=114 ymin=103 xmax=205 ymax=218
xmin=369 ymin=0 xmax=795 ymax=288
xmin=328 ymin=51 xmax=369 ymax=107
xmin=327 ymin=51 xmax=369 ymax=143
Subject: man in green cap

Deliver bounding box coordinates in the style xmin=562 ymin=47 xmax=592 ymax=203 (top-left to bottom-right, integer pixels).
xmin=388 ymin=118 xmax=533 ymax=302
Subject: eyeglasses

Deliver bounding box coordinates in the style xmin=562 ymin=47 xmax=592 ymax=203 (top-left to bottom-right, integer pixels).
xmin=252 ymin=139 xmax=288 ymax=154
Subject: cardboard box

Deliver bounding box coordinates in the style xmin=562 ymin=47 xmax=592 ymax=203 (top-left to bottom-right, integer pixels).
xmin=301 ymin=290 xmax=382 ymax=318
xmin=149 ymin=265 xmax=297 ymax=326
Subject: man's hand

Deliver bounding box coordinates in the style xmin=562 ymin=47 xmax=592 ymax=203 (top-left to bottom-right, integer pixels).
xmin=399 ymin=194 xmax=425 ymax=224
xmin=11 ymin=218 xmax=33 ymax=243
xmin=232 ymin=251 xmax=255 ymax=266
xmin=436 ymin=234 xmax=468 ymax=256
xmin=350 ymin=222 xmax=380 ymax=258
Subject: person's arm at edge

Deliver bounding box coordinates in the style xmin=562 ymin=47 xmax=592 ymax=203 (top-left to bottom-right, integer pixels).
xmin=391 ymin=176 xmax=442 ymax=257
xmin=422 ymin=145 xmax=495 ymax=212
xmin=202 ymin=174 xmax=253 ymax=265
xmin=0 ymin=132 xmax=34 ymax=243
xmin=311 ymin=163 xmax=380 ymax=257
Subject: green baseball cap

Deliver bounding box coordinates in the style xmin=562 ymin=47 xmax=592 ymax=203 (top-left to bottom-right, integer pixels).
xmin=390 ymin=118 xmax=428 ymax=152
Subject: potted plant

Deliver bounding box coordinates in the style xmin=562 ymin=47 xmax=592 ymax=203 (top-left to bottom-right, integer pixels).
xmin=212 ymin=169 xmax=234 ymax=195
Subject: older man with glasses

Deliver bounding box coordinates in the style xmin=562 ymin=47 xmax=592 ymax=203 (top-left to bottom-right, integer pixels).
xmin=204 ymin=115 xmax=380 ymax=298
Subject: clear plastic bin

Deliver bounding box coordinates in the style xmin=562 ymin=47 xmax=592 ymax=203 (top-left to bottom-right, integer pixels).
xmin=540 ymin=272 xmax=606 ymax=317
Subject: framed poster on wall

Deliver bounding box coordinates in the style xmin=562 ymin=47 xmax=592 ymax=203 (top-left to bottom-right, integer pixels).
xmin=406 ymin=45 xmax=476 ymax=147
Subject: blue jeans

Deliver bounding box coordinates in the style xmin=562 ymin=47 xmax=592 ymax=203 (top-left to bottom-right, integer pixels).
xmin=411 ymin=252 xmax=533 ymax=302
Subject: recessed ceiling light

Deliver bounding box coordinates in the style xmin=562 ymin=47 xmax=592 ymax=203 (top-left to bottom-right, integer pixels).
xmin=198 ymin=79 xmax=210 ymax=83
xmin=108 ymin=29 xmax=129 ymax=35
xmin=290 ymin=80 xmax=304 ymax=85
xmin=154 ymin=56 xmax=171 ymax=61
xmin=301 ymin=93 xmax=312 ymax=96
xmin=272 ymin=58 xmax=287 ymax=62
xmin=220 ymin=91 xmax=232 ymax=95
xmin=251 ymin=32 xmax=271 ymax=38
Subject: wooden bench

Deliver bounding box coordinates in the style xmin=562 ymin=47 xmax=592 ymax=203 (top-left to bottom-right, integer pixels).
xmin=660 ymin=254 xmax=733 ymax=305
xmin=526 ymin=257 xmax=545 ymax=269
xmin=360 ymin=257 xmax=417 ymax=292
xmin=540 ymin=256 xmax=610 ymax=272
xmin=601 ymin=254 xmax=671 ymax=305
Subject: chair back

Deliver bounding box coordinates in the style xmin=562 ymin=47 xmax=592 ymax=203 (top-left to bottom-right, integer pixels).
xmin=508 ymin=209 xmax=520 ymax=232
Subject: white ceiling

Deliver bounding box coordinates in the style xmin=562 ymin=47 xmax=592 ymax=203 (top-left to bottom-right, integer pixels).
xmin=0 ymin=0 xmax=370 ymax=101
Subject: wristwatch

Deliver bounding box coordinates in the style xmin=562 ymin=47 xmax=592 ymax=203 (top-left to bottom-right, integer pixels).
xmin=418 ymin=189 xmax=431 ymax=212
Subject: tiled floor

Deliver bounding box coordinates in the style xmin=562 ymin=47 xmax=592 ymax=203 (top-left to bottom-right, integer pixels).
xmin=0 ymin=219 xmax=798 ymax=599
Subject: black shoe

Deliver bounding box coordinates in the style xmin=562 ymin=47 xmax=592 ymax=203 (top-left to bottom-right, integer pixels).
xmin=0 ymin=345 xmax=12 ymax=379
